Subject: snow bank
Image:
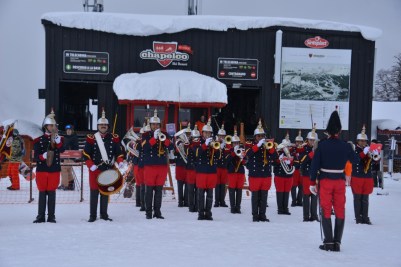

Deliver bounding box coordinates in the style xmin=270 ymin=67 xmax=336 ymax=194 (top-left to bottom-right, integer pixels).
xmin=41 ymin=12 xmax=382 ymax=41
xmin=113 ymin=70 xmax=227 ymax=105
xmin=2 ymin=119 xmax=42 ymax=139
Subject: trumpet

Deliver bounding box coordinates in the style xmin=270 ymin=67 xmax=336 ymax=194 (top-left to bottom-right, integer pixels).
xmin=158 ymin=132 xmax=166 ymax=141
xmin=264 ymin=141 xmax=274 ymax=149
xmin=210 ymin=141 xmax=221 ymax=150
xmin=225 ymin=135 xmax=232 ymax=145
xmin=235 ymin=146 xmax=245 ymax=158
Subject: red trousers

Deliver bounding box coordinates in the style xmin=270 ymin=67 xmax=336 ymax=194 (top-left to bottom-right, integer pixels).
xmin=7 ymin=162 xmax=20 ymax=189
xmin=302 ymin=176 xmax=312 ymax=195
xmin=351 ymin=177 xmax=374 ymax=195
xmin=136 ymin=166 xmax=144 ymax=186
xmin=319 ymin=179 xmax=346 ymax=219
xmin=292 ymin=169 xmax=301 ymax=187
xmin=175 ymin=166 xmax=187 ymax=182
xmin=186 ymin=169 xmax=196 ymax=184
xmin=274 ymin=176 xmax=293 ymax=192
xmin=216 ymin=168 xmax=228 ymax=184
xmin=249 ymin=177 xmax=272 ymax=192
xmin=89 ymin=169 xmax=101 ymax=190
xmin=36 ymin=172 xmax=60 ymax=191
xmin=144 ymin=165 xmax=167 ymax=186
xmin=228 ymin=173 xmax=245 ymax=189
xmin=196 ymin=173 xmax=217 ymax=189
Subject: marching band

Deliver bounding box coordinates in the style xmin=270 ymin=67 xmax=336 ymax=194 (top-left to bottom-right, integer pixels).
xmin=23 ymin=107 xmax=387 ymax=252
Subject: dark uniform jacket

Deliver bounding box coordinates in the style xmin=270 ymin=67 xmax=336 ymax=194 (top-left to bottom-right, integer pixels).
xmin=310 ymin=137 xmax=359 ymax=184
xmin=186 ymin=141 xmax=200 ymax=171
xmin=141 ymin=130 xmax=173 ymax=166
xmin=299 ymin=144 xmax=314 ymax=176
xmin=226 ymin=149 xmax=246 ymax=174
xmin=274 ymin=150 xmax=294 ymax=178
xmin=352 ymin=145 xmax=373 ymax=178
xmin=83 ymin=132 xmax=124 ymax=172
xmin=245 ymin=141 xmax=278 ymax=178
xmin=195 ymin=139 xmax=221 ymax=174
xmin=34 ymin=133 xmax=65 ymax=172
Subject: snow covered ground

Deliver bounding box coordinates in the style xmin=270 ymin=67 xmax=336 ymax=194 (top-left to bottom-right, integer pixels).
xmin=0 ymin=170 xmax=400 ymax=267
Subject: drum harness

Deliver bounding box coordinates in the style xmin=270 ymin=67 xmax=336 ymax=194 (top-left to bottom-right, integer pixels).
xmin=94 ymin=132 xmax=115 ymax=168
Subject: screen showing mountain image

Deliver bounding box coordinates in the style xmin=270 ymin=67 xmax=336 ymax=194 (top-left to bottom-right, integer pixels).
xmin=279 ymin=47 xmax=351 ymax=130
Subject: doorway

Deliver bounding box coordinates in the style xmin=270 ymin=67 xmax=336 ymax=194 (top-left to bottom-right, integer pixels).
xmin=59 ymin=82 xmax=98 ymax=131
xmin=217 ymin=88 xmax=260 ymax=136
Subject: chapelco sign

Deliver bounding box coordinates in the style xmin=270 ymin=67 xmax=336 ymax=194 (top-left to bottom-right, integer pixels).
xmin=304 ymin=36 xmax=329 ymax=49
xmin=140 ymin=41 xmax=191 ymax=67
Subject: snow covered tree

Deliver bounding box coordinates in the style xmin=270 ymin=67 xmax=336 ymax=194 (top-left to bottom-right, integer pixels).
xmin=374 ymin=53 xmax=401 ymax=101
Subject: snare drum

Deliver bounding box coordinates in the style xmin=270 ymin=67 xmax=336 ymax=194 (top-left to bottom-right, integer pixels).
xmin=97 ymin=169 xmax=123 ymax=195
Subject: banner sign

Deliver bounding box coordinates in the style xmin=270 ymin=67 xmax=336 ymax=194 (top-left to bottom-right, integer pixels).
xmin=217 ymin=57 xmax=259 ymax=80
xmin=63 ymin=50 xmax=109 ymax=75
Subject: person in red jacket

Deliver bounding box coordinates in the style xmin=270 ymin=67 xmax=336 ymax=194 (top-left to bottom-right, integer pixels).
xmin=83 ymin=109 xmax=124 ymax=222
xmin=33 ymin=110 xmax=64 ymax=223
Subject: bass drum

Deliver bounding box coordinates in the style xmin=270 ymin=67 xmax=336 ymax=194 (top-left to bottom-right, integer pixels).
xmin=97 ymin=169 xmax=123 ymax=195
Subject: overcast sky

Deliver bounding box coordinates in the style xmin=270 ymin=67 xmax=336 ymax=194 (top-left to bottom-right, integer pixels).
xmin=0 ymin=0 xmax=400 ymax=125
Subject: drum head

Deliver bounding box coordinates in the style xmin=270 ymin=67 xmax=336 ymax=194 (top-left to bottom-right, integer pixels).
xmin=97 ymin=169 xmax=119 ymax=185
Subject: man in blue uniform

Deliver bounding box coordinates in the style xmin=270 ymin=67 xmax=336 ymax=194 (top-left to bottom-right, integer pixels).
xmin=310 ymin=110 xmax=359 ymax=252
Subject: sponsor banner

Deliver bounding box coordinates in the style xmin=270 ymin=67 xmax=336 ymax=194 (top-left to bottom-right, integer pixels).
xmin=279 ymin=47 xmax=352 ymax=130
xmin=304 ymin=36 xmax=329 ymax=49
xmin=63 ymin=50 xmax=109 ymax=75
xmin=217 ymin=57 xmax=259 ymax=80
xmin=140 ymin=41 xmax=191 ymax=67
xmin=377 ymin=128 xmax=401 ymax=142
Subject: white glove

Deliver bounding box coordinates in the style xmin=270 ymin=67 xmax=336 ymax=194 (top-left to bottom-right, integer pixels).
xmin=372 ymin=149 xmax=379 ymax=156
xmin=54 ymin=135 xmax=61 ymax=144
xmin=257 ymin=138 xmax=265 ymax=148
xmin=118 ymin=162 xmax=125 ymax=169
xmin=168 ymin=150 xmax=175 ymax=160
xmin=220 ymin=142 xmax=225 ymax=149
xmin=42 ymin=152 xmax=47 ymax=159
xmin=279 ymin=154 xmax=284 ymax=160
xmin=153 ymin=129 xmax=161 ymax=139
xmin=205 ymin=137 xmax=213 ymax=146
xmin=363 ymin=146 xmax=370 ymax=155
xmin=234 ymin=145 xmax=239 ymax=152
xmin=309 ymin=185 xmax=317 ymax=195
xmin=90 ymin=165 xmax=97 ymax=172
xmin=284 ymin=159 xmax=291 ymax=165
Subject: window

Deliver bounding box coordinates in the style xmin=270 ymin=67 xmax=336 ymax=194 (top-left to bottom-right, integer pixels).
xmin=133 ymin=105 xmax=165 ymax=128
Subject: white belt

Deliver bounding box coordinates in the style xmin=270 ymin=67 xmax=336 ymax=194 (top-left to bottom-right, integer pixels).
xmin=320 ymin=168 xmax=343 ymax=173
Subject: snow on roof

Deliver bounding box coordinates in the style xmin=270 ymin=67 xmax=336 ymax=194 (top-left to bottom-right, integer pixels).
xmin=2 ymin=119 xmax=42 ymax=139
xmin=41 ymin=12 xmax=382 ymax=41
xmin=377 ymin=120 xmax=401 ymax=130
xmin=113 ymin=70 xmax=227 ymax=106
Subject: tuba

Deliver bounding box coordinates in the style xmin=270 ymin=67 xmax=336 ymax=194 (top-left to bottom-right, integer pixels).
xmin=276 ymin=142 xmax=295 ymax=175
xmin=122 ymin=127 xmax=140 ymax=157
xmin=174 ymin=129 xmax=190 ymax=163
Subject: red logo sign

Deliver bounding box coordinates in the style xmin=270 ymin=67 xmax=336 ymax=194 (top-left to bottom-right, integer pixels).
xmin=140 ymin=41 xmax=190 ymax=67
xmin=304 ymin=36 xmax=329 ymax=49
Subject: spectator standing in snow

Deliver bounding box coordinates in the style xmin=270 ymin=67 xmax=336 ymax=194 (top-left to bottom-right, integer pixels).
xmin=6 ymin=128 xmax=25 ymax=190
xmin=59 ymin=124 xmax=79 ymax=190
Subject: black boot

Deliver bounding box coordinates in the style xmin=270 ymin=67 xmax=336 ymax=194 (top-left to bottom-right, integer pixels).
xmin=33 ymin=191 xmax=47 ymax=223
xmin=334 ymin=218 xmax=345 ymax=251
xmin=194 ymin=186 xmax=198 ymax=212
xmin=235 ymin=188 xmax=242 ymax=214
xmin=220 ymin=184 xmax=228 ymax=207
xmin=214 ymin=185 xmax=220 ymax=207
xmin=47 ymin=191 xmax=57 ymax=223
xmin=309 ymin=194 xmax=319 ymax=221
xmin=198 ymin=189 xmax=205 ymax=220
xmin=135 ymin=185 xmax=141 ymax=207
xmin=319 ymin=217 xmax=335 ymax=251
xmin=296 ymin=185 xmax=303 ymax=206
xmin=183 ymin=182 xmax=189 ymax=207
xmin=283 ymin=192 xmax=291 ymax=215
xmin=303 ymin=195 xmax=310 ymax=221
xmin=145 ymin=186 xmax=154 ymax=219
xmin=177 ymin=180 xmax=184 ymax=207
xmin=259 ymin=190 xmax=269 ymax=222
xmin=140 ymin=184 xmax=146 ymax=211
xmin=291 ymin=187 xmax=297 ymax=207
xmin=100 ymin=194 xmax=112 ymax=221
xmin=251 ymin=191 xmax=260 ymax=222
xmin=188 ymin=183 xmax=196 ymax=212
xmin=361 ymin=195 xmax=372 ymax=225
xmin=88 ymin=190 xmax=99 ymax=222
xmin=277 ymin=192 xmax=284 ymax=214
xmin=353 ymin=194 xmax=363 ymax=224
xmin=205 ymin=189 xmax=214 ymax=220
xmin=153 ymin=186 xmax=164 ymax=219
xmin=229 ymin=188 xmax=236 ymax=213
